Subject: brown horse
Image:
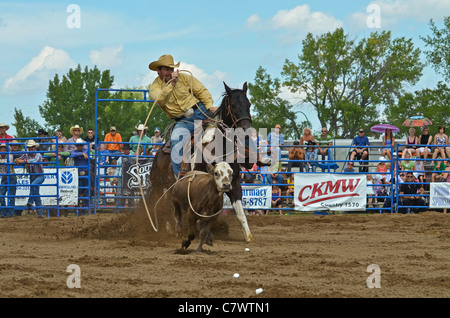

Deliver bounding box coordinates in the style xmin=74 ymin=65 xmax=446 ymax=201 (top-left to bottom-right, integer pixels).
xmin=146 ymin=82 xmax=258 ymax=242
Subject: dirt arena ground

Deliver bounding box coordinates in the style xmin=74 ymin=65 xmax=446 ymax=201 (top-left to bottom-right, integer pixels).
xmin=0 ymin=208 xmax=449 ymax=299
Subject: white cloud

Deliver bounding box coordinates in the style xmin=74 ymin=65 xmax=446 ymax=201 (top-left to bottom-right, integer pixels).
xmin=90 ymin=44 xmax=124 ymax=68
xmin=2 ymin=46 xmax=75 ymax=95
xmin=246 ymin=5 xmax=344 ymax=44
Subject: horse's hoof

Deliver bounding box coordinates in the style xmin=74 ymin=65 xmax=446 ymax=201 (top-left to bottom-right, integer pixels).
xmin=182 ymin=240 xmax=191 ymax=249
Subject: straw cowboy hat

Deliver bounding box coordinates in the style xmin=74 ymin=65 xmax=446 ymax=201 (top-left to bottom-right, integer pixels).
xmin=135 ymin=124 xmax=148 ymax=131
xmin=25 ymin=140 xmax=39 ymax=148
xmin=70 ymin=125 xmax=83 ymax=135
xmin=0 ymin=123 xmax=10 ymax=130
xmin=0 ymin=143 xmax=7 ymax=148
xmin=148 ymin=54 xmax=180 ymax=71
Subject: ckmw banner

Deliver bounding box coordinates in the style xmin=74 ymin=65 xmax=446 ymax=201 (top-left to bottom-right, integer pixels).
xmin=294 ymin=173 xmax=366 ymax=211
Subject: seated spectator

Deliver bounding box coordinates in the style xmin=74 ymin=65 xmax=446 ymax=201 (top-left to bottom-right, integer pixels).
xmin=270 ymin=182 xmax=283 ymax=215
xmin=130 ymin=124 xmax=152 ymax=155
xmin=67 ymin=125 xmax=86 ymax=152
xmin=287 ymin=140 xmax=304 ymax=172
xmin=305 ymin=140 xmax=318 ymax=172
xmin=98 ymin=143 xmax=110 ymax=167
xmin=342 ymin=161 xmax=355 ymax=173
xmin=44 ymin=145 xmax=70 ymax=167
xmin=285 ymin=174 xmax=295 ymax=206
xmin=104 ymin=126 xmax=122 ymax=164
xmin=350 ymin=129 xmax=369 ymax=170
xmin=151 ymin=127 xmax=165 ymax=156
xmin=266 ymin=161 xmax=284 ymax=184
xmin=432 ymin=160 xmax=447 ymax=182
xmin=0 ymin=123 xmax=13 ymax=142
xmin=316 ymin=126 xmax=333 ymax=160
xmin=413 ymin=156 xmax=425 ymax=184
xmin=381 ymin=128 xmax=395 ymax=160
xmin=432 ymin=125 xmax=448 ymax=160
xmin=402 ymin=128 xmax=418 ymax=159
xmin=399 ymin=172 xmax=427 ymax=213
xmin=418 ymin=126 xmax=433 ymax=161
xmin=376 ymin=156 xmax=391 ymax=185
xmin=400 ymin=152 xmax=415 ymax=171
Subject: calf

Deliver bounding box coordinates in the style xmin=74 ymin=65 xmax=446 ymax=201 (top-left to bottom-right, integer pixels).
xmin=172 ymin=162 xmax=233 ymax=252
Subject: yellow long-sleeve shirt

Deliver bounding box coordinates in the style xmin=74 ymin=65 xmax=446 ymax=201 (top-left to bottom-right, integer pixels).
xmin=149 ymin=73 xmax=214 ymax=118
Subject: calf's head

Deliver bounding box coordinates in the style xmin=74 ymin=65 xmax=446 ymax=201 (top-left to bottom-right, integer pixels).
xmin=207 ymin=162 xmax=233 ymax=192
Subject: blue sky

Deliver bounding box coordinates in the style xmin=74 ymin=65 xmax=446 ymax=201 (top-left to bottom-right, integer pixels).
xmin=1 ymin=0 xmax=448 ymax=136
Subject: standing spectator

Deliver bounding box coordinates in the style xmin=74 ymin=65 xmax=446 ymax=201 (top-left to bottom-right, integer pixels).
xmin=70 ymin=139 xmax=90 ymax=208
xmin=55 ymin=129 xmax=68 ymax=151
xmin=418 ymin=126 xmax=433 ymax=162
xmin=130 ymin=124 xmax=152 ymax=155
xmin=67 ymin=125 xmax=86 ymax=152
xmin=287 ymin=140 xmax=304 ymax=172
xmin=104 ymin=126 xmax=122 ymax=164
xmin=402 ymin=128 xmax=418 ymax=159
xmin=350 ymin=128 xmax=369 ymax=162
xmin=0 ymin=143 xmax=15 ymax=218
xmin=432 ymin=125 xmax=448 ymax=160
xmin=267 ymin=124 xmax=284 ymax=162
xmin=150 ymin=127 xmax=165 ymax=156
xmin=14 ymin=140 xmax=45 ymax=218
xmin=316 ymin=126 xmax=333 ymax=161
xmin=84 ymin=128 xmax=97 ymax=151
xmin=381 ymin=128 xmax=395 ymax=160
xmin=305 ymin=140 xmax=319 ymax=172
xmin=0 ymin=123 xmax=13 ymax=142
xmin=37 ymin=129 xmax=51 ymax=152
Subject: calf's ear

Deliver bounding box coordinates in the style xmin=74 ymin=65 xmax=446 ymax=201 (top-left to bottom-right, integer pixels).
xmin=207 ymin=163 xmax=215 ymax=175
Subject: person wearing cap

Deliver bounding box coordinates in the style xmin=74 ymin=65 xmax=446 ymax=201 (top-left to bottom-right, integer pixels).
xmin=0 ymin=123 xmax=13 ymax=142
xmin=37 ymin=128 xmax=51 ymax=152
xmin=104 ymin=126 xmax=122 ymax=164
xmin=0 ymin=143 xmax=16 ymax=217
xmin=129 ymin=124 xmax=151 ymax=155
xmin=14 ymin=140 xmax=45 ymax=218
xmin=148 ymin=54 xmax=217 ymax=178
xmin=350 ymin=128 xmax=369 ymax=163
xmin=150 ymin=127 xmax=165 ymax=156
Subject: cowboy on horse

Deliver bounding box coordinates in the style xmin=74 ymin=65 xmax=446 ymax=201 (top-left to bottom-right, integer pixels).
xmin=148 ymin=54 xmax=219 ymax=179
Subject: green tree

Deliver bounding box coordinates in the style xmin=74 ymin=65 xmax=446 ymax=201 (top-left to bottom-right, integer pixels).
xmin=282 ymin=28 xmax=423 ymax=138
xmin=12 ymin=108 xmax=44 ymax=138
xmin=421 ymin=16 xmax=450 ymax=82
xmin=248 ymin=66 xmax=303 ymax=139
xmin=38 ymin=64 xmax=115 ymax=138
xmin=386 ymin=82 xmax=450 ymax=137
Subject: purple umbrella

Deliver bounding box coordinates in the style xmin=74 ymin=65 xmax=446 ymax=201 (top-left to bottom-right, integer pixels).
xmin=370 ymin=124 xmax=400 ymax=133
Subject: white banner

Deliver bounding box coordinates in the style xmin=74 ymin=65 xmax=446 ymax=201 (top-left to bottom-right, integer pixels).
xmin=429 ymin=183 xmax=450 ymax=208
xmin=294 ymin=173 xmax=366 ymax=211
xmin=15 ymin=167 xmax=79 ymax=206
xmin=223 ymin=185 xmax=272 ymax=210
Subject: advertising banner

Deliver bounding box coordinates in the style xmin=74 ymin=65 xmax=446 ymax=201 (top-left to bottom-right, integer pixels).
xmin=15 ymin=167 xmax=79 ymax=206
xmin=429 ymin=183 xmax=450 ymax=208
xmin=121 ymin=157 xmax=153 ymax=196
xmin=294 ymin=173 xmax=366 ymax=211
xmin=223 ymin=185 xmax=272 ymax=210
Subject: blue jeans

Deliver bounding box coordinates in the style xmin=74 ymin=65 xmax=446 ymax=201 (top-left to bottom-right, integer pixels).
xmin=170 ymin=102 xmax=212 ymax=177
xmin=28 ymin=175 xmax=45 ymax=217
xmin=266 ymin=173 xmax=283 ymax=184
xmin=0 ymin=175 xmax=16 ymax=217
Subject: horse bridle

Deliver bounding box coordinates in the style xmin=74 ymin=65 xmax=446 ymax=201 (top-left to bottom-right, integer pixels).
xmin=225 ymin=94 xmax=252 ymax=128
